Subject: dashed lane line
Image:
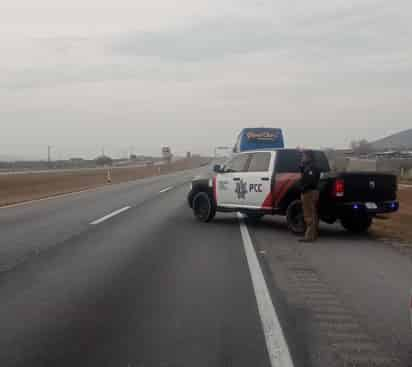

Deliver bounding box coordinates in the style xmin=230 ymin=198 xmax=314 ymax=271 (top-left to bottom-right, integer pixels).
xmin=90 ymin=206 xmax=131 ymax=225
xmin=159 ymin=186 xmax=174 ymax=193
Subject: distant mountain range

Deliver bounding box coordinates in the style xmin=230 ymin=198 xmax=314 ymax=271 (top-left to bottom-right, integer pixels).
xmin=371 ymin=129 xmax=412 ymax=151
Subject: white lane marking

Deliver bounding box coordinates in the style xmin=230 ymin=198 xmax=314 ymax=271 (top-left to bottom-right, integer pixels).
xmin=159 ymin=186 xmax=173 ymax=193
xmin=238 ymin=213 xmax=295 ymax=367
xmin=90 ymin=206 xmax=131 ymax=225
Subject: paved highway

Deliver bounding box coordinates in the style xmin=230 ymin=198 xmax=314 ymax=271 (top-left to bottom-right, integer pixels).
xmin=0 ymin=167 xmax=411 ymax=366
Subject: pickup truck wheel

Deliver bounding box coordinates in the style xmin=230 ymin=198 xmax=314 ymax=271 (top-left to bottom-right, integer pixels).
xmin=341 ymin=215 xmax=372 ymax=233
xmin=192 ymin=192 xmax=216 ymax=222
xmin=286 ymin=200 xmax=306 ymax=234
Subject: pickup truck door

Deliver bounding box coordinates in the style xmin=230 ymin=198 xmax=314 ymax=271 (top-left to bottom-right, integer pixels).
xmin=215 ymin=153 xmax=250 ymax=207
xmin=216 ymin=152 xmax=274 ymax=208
xmin=235 ymin=151 xmax=274 ymax=208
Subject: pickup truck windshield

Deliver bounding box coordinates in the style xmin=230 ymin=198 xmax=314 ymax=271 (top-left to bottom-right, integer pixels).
xmin=276 ymin=150 xmax=330 ymax=173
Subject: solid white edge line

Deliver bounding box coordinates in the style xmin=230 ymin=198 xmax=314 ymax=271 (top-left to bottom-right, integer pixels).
xmin=238 ymin=213 xmax=295 ymax=367
xmin=159 ymin=186 xmax=173 ymax=193
xmin=90 ymin=206 xmax=131 ymax=225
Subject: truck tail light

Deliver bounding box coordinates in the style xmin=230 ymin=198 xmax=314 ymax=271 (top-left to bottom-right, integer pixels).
xmin=332 ymin=179 xmax=345 ymax=197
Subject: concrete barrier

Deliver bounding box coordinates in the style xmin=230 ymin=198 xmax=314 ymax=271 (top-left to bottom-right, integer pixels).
xmin=331 ymin=157 xmax=377 ymax=172
xmin=329 ymin=156 xmax=412 ymax=177
xmin=347 ymin=158 xmax=377 ymax=172
xmin=377 ymin=159 xmax=401 ymax=175
xmin=376 ymin=158 xmax=412 ymax=176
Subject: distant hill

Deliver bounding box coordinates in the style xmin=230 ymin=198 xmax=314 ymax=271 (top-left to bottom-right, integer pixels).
xmin=371 ymin=129 xmax=412 ymax=151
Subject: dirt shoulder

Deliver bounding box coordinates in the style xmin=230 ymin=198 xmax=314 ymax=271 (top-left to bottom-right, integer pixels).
xmin=0 ymin=158 xmax=209 ymax=207
xmin=372 ymin=186 xmax=412 ymax=246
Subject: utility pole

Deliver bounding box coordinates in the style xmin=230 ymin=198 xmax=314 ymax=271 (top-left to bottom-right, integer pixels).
xmin=129 ymin=146 xmax=133 ymax=158
xmin=47 ymin=145 xmax=52 ymax=167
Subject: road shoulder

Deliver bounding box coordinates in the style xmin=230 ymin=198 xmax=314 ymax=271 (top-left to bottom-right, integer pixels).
xmin=247 ymin=217 xmax=405 ymax=367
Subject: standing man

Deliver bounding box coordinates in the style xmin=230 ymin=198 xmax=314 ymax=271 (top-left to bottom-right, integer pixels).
xmin=300 ymin=150 xmax=321 ymax=242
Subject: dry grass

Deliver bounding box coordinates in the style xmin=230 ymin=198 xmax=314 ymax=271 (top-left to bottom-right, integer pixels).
xmin=0 ymin=158 xmax=209 ymax=207
xmin=372 ymin=187 xmax=412 ymax=245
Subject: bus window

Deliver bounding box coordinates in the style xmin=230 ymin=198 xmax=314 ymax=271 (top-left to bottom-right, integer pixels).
xmin=234 ymin=128 xmax=284 ymax=152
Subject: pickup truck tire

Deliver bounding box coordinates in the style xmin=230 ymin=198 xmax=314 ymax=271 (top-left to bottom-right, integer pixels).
xmin=341 ymin=215 xmax=372 ymax=233
xmin=192 ymin=192 xmax=216 ymax=222
xmin=286 ymin=200 xmax=306 ymax=234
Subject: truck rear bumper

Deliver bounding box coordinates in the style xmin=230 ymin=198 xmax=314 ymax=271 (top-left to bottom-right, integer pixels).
xmin=338 ymin=200 xmax=399 ymax=215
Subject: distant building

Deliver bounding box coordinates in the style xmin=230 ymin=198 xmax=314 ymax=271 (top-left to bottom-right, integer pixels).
xmin=70 ymin=158 xmax=84 ymax=163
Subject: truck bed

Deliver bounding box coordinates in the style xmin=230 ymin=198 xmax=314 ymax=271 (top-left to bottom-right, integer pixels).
xmin=322 ymin=172 xmax=397 ymax=203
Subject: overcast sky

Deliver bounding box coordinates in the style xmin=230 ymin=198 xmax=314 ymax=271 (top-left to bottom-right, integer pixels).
xmin=1 ymin=0 xmax=411 ymax=159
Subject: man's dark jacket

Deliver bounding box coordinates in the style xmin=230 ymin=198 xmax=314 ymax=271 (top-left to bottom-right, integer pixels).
xmin=300 ymin=161 xmax=320 ymax=193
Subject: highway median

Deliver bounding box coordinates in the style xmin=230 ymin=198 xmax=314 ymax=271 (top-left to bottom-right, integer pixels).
xmin=0 ymin=157 xmax=210 ymax=207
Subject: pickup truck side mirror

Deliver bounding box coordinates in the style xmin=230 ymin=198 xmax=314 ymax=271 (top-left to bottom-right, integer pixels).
xmin=213 ymin=164 xmax=223 ymax=173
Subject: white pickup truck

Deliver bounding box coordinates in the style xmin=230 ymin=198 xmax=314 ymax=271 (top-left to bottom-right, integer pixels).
xmin=188 ymin=149 xmax=399 ymax=233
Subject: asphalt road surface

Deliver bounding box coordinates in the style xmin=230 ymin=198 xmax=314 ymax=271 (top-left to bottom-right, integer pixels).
xmin=0 ymin=167 xmax=411 ymax=367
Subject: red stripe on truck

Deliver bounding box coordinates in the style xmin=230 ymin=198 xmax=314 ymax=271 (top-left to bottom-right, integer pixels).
xmin=260 ymin=173 xmax=300 ymax=209
xmin=273 ymin=173 xmax=301 ymax=208
xmin=261 ymin=192 xmax=274 ymax=209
